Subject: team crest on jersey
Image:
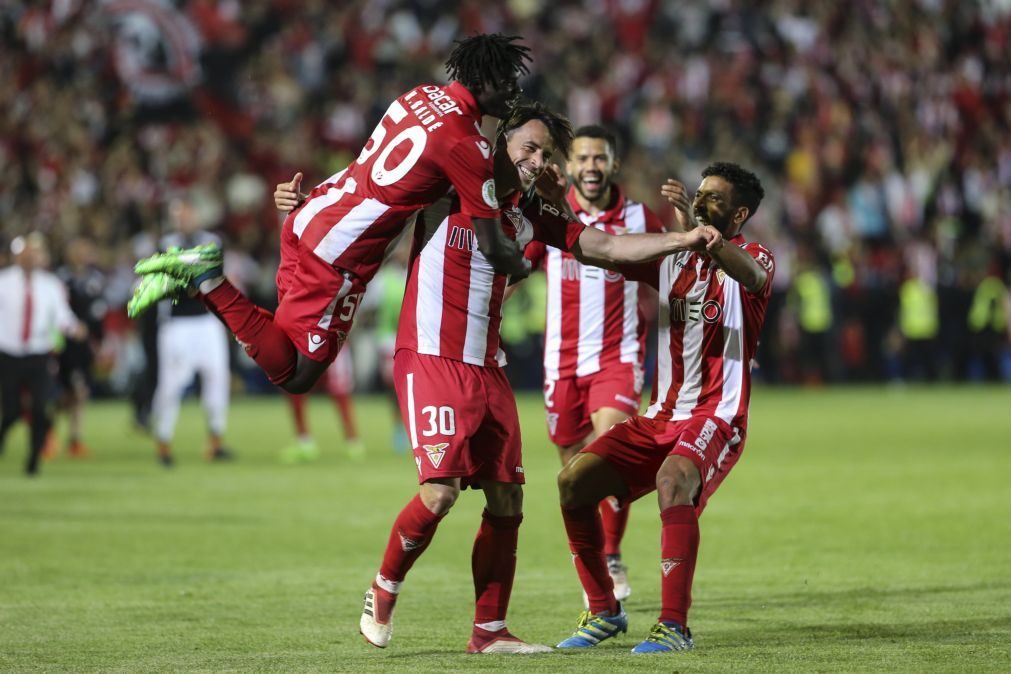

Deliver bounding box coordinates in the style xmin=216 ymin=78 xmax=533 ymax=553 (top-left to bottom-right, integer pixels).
xmin=661 ymin=557 xmax=682 ymax=576
xmin=546 ymin=412 xmax=559 ymax=437
xmin=423 ymin=443 xmax=449 ymax=468
xmin=482 ymin=179 xmax=498 ymax=209
xmin=716 ymin=269 xmax=726 ymax=285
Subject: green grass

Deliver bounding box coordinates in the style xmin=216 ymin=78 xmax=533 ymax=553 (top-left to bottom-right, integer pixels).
xmin=1 ymin=386 xmax=1010 ymax=672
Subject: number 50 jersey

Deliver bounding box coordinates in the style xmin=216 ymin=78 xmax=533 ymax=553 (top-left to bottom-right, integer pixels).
xmin=287 ymin=81 xmax=499 ymax=286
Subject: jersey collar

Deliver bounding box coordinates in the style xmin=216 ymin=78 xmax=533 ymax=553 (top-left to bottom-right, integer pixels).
xmin=565 ymin=184 xmax=627 ymax=224
xmin=446 ymin=81 xmax=482 ymax=123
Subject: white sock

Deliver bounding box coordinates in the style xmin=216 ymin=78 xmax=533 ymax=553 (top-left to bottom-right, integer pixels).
xmin=376 ymin=573 xmax=401 ymax=594
xmin=198 ymin=276 xmax=225 ymax=294
xmin=475 ymin=620 xmax=506 ymax=632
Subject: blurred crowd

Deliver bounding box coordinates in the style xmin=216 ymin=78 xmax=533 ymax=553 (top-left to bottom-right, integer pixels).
xmin=2 ymin=0 xmax=1010 ymax=392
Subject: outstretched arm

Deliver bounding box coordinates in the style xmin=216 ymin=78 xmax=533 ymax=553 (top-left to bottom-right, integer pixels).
xmin=571 ymin=224 xmax=722 ymax=269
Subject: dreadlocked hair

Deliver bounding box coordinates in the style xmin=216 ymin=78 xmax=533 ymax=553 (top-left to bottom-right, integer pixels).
xmin=702 ymin=162 xmax=765 ymax=222
xmin=445 ymin=34 xmax=531 ymax=92
xmin=496 ymin=101 xmax=573 ymax=160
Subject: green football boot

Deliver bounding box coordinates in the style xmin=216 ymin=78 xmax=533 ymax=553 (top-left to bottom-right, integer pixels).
xmin=134 ymin=243 xmax=223 ymax=288
xmin=127 ymin=272 xmax=188 ymax=318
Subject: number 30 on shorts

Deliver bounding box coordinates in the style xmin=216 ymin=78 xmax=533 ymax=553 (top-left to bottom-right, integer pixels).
xmin=420 ymin=405 xmax=456 ymax=437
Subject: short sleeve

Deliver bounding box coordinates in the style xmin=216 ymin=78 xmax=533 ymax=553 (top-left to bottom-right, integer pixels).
xmin=444 ymin=135 xmax=499 ymax=219
xmin=742 ymin=242 xmax=776 ymax=297
xmin=523 ymin=195 xmax=585 ymax=251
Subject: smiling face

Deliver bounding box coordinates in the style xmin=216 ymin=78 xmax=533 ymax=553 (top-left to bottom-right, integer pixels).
xmin=692 ymin=175 xmax=748 ymax=236
xmin=566 ymin=136 xmax=618 ymax=203
xmin=503 ymin=119 xmax=555 ymax=191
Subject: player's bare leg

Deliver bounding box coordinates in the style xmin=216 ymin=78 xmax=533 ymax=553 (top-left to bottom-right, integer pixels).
xmin=556 ymin=453 xmax=630 ymax=648
xmin=360 ymin=478 xmax=459 ymax=648
xmin=466 ymin=483 xmax=551 ymax=654
xmin=630 ymin=454 xmax=700 ymax=654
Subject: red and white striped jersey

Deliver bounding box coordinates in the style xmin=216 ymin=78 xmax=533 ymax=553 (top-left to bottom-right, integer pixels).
xmin=290 ymin=81 xmax=498 ymax=286
xmin=621 ymin=235 xmax=775 ymax=430
xmin=525 ymin=186 xmax=665 ymax=379
xmin=398 ymin=192 xmax=585 ymax=367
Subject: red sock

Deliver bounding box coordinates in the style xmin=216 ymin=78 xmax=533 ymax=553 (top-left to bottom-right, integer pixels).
xmin=561 ymin=505 xmax=617 ymax=614
xmin=332 ymin=393 xmax=358 ymax=440
xmin=600 ymin=496 xmax=630 ymax=557
xmin=659 ymin=505 xmax=700 ymax=626
xmin=288 ymin=394 xmax=308 ymax=436
xmin=379 ymin=494 xmax=445 ymax=583
xmin=201 ymin=280 xmax=297 ymax=385
xmin=472 ymin=510 xmax=521 ymax=624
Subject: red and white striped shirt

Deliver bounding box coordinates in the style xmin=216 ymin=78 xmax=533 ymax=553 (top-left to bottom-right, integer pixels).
xmin=621 ymin=236 xmax=775 ymax=431
xmin=398 ymin=192 xmax=585 ymax=367
xmin=291 ymin=81 xmax=498 ymax=286
xmin=525 ymin=186 xmax=665 ymax=379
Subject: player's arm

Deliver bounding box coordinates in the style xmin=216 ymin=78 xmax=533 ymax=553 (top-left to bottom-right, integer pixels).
xmin=472 ymin=216 xmax=531 ymax=281
xmin=661 ymin=179 xmax=768 ymax=293
xmin=534 ymin=164 xmax=579 ymax=222
xmin=571 ymin=225 xmax=723 ymax=269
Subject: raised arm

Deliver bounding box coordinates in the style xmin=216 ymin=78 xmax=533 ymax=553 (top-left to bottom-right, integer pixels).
xmin=274 ymin=172 xmax=305 ymax=212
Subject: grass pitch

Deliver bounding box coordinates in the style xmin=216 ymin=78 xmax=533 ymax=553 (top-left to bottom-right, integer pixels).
xmin=1 ymin=386 xmax=1009 ymax=672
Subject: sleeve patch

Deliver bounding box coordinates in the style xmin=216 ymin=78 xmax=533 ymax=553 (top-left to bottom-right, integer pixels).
xmin=482 ymin=179 xmax=498 ymax=209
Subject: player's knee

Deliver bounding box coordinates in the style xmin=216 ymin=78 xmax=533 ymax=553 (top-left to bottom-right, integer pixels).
xmin=656 ymin=458 xmax=700 ymax=507
xmin=420 ymin=483 xmax=459 ymax=516
xmin=558 ymin=463 xmax=591 ymax=508
xmin=486 ymin=483 xmax=523 ymax=516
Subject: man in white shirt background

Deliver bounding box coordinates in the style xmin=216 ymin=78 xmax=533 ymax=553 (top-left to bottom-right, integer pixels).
xmin=0 ymin=233 xmax=84 ymax=476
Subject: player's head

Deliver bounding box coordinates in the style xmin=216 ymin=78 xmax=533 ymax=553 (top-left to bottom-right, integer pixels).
xmin=496 ymin=102 xmax=573 ymax=191
xmin=445 ymin=34 xmax=531 ymax=118
xmin=567 ymin=125 xmax=620 ymax=203
xmin=11 ymin=232 xmax=49 ymax=271
xmin=694 ymin=162 xmax=764 ymax=236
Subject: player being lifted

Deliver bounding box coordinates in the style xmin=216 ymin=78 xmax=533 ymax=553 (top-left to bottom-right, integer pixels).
xmin=523 ymin=125 xmax=666 ymax=601
xmin=274 ymin=104 xmax=722 ymax=654
xmin=127 ymin=34 xmax=533 ymax=393
xmin=554 ymin=163 xmax=773 ymax=654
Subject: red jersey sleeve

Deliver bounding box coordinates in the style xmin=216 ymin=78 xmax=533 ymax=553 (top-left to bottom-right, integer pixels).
xmin=524 ymin=239 xmax=547 ymax=268
xmin=742 ymin=242 xmax=776 ymax=297
xmin=523 ymin=195 xmax=585 ymax=251
xmin=443 ymin=135 xmax=499 ymax=219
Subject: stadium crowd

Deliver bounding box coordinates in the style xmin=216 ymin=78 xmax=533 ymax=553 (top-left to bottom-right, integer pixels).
xmin=1 ymin=0 xmax=1010 ymax=392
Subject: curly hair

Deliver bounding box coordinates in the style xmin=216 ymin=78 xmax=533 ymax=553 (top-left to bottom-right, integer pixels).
xmin=702 ymin=162 xmax=765 ymax=221
xmin=444 ymin=34 xmax=532 ymax=93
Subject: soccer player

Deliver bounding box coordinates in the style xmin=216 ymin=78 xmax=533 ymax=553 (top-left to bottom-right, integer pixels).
xmin=553 ymin=162 xmax=773 ymax=654
xmin=523 ymin=125 xmax=666 ymax=600
xmin=127 ymin=34 xmax=533 ymax=394
xmin=350 ymin=103 xmax=722 ymax=654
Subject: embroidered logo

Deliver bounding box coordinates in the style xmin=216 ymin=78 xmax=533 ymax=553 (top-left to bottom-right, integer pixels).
xmin=423 ymin=443 xmax=449 ymax=469
xmin=398 ymin=528 xmax=423 ymax=552
xmin=481 ymin=179 xmax=498 ymax=209
xmin=546 ymin=412 xmax=559 ymax=437
xmin=307 ymin=333 xmax=326 ymax=353
xmin=661 ymin=558 xmax=682 ymax=576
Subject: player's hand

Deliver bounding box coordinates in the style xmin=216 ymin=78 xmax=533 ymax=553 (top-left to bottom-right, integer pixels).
xmin=507 ymin=257 xmax=532 ymax=285
xmin=681 ymin=225 xmax=723 ymax=252
xmin=274 ymin=172 xmax=304 ymax=212
xmin=661 ymin=179 xmax=700 ymax=229
xmin=534 ymin=164 xmax=567 ymax=205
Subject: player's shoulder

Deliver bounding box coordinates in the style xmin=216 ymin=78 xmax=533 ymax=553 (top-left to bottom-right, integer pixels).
xmin=740 ymin=239 xmax=775 ymax=274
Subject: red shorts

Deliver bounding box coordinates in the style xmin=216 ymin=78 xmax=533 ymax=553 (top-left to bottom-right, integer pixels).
xmin=544 ymin=364 xmax=643 ymax=446
xmin=394 ymin=350 xmax=524 ymax=487
xmin=584 ymin=415 xmax=744 ymax=514
xmin=274 ymin=212 xmax=366 ymax=364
